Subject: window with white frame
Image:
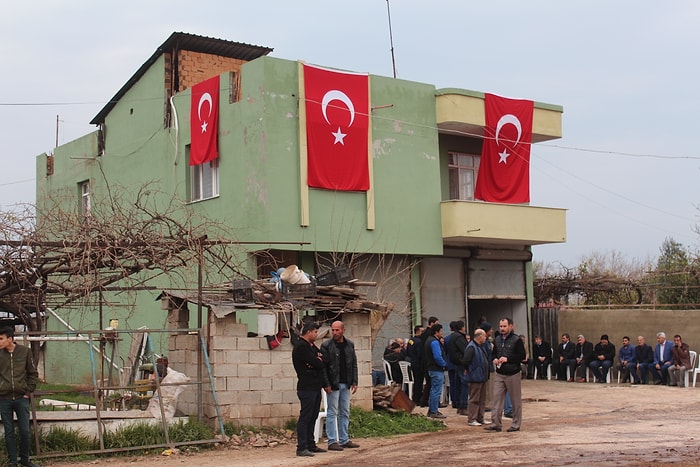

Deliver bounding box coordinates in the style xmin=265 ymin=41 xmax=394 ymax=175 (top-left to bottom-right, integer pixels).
xmin=79 ymin=180 xmax=91 ymax=216
xmin=189 ymin=147 xmax=219 ymax=201
xmin=448 ymin=152 xmax=480 ymax=200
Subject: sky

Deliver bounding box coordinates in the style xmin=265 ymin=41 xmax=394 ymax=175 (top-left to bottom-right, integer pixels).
xmin=1 ymin=1 xmax=699 ymax=267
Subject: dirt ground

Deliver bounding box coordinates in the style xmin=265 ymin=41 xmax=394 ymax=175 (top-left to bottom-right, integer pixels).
xmin=46 ymin=380 xmax=700 ymax=466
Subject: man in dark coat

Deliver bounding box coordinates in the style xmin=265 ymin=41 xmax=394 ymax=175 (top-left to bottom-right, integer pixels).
xmin=292 ymin=323 xmax=330 ymax=457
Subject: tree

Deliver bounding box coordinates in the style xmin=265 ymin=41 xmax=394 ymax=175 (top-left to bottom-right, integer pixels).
xmin=652 ymin=237 xmax=700 ymax=307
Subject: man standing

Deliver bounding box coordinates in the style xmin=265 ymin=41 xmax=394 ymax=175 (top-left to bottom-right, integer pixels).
xmin=530 ymin=336 xmax=552 ymax=380
xmin=635 ymin=336 xmax=654 ymax=385
xmin=556 ymin=333 xmax=577 ymax=381
xmin=406 ymin=325 xmax=424 ymax=404
xmin=484 ymin=317 xmax=525 ymax=433
xmin=462 ymin=328 xmax=489 ymax=426
xmin=447 ymin=320 xmax=469 ymax=415
xmin=0 ymin=327 xmax=40 ymax=467
xmin=652 ymin=332 xmax=674 ymax=385
xmin=617 ymin=336 xmax=639 ymax=384
xmin=321 ymin=321 xmax=360 ymax=451
xmin=589 ymin=334 xmax=615 ymax=383
xmin=292 ymin=323 xmax=330 ymax=457
xmin=668 ymin=334 xmax=691 ymax=387
xmin=424 ymin=324 xmax=448 ymax=419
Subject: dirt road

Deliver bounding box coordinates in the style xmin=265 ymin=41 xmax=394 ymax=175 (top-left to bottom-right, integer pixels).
xmin=48 ymin=380 xmax=700 ymax=466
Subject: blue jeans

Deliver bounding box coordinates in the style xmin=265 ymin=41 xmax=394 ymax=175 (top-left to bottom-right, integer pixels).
xmin=326 ymin=383 xmax=350 ymax=445
xmin=428 ymin=370 xmax=445 ymax=414
xmin=0 ymin=397 xmax=31 ymax=464
xmin=504 ymin=392 xmax=513 ymax=415
xmin=637 ymin=363 xmax=654 ymax=384
xmin=589 ymin=360 xmax=613 ymax=382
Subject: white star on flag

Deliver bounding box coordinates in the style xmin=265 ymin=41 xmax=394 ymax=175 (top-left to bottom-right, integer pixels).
xmin=498 ymin=149 xmax=510 ymax=164
xmin=332 ymin=127 xmax=347 ymax=145
xmin=201 ymin=121 xmax=208 ymax=133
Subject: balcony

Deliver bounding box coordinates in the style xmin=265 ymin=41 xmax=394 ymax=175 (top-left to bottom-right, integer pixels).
xmin=441 ymin=200 xmax=566 ymax=247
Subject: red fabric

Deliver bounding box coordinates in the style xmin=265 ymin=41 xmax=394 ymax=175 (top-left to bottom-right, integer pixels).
xmin=474 ymin=93 xmax=534 ymax=203
xmin=304 ymin=64 xmax=370 ymax=191
xmin=189 ymin=75 xmax=220 ymax=166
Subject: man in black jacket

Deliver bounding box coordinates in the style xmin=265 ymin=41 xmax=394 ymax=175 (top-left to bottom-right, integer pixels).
xmin=0 ymin=327 xmax=40 ymax=467
xmin=292 ymin=323 xmax=330 ymax=457
xmin=406 ymin=325 xmax=424 ymax=404
xmin=589 ymin=334 xmax=616 ymax=383
xmin=484 ymin=317 xmax=526 ymax=433
xmin=530 ymin=336 xmax=552 ymax=380
xmin=574 ymin=335 xmax=595 ymax=382
xmin=320 ymin=321 xmax=360 ymax=451
xmin=447 ymin=320 xmax=469 ymax=415
xmin=556 ymin=333 xmax=577 ymax=381
xmin=635 ymin=335 xmax=654 ymax=384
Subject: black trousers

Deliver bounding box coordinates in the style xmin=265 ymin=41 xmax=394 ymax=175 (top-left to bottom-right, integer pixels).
xmin=296 ymin=389 xmax=321 ymax=451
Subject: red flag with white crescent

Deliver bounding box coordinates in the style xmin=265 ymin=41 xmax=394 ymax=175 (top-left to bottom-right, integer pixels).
xmin=474 ymin=93 xmax=534 ymax=203
xmin=190 ymin=75 xmax=219 ymax=166
xmin=303 ymin=64 xmax=370 ymax=191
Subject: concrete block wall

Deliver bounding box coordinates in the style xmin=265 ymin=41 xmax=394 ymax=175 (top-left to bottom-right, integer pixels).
xmin=166 ymin=310 xmax=373 ymax=428
xmin=177 ymin=50 xmax=244 ymax=95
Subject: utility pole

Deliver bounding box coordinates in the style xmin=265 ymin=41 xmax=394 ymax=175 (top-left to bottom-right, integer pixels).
xmin=386 ymin=0 xmax=397 ymax=78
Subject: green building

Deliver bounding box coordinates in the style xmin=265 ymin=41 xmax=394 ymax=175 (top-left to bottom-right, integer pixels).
xmin=36 ymin=32 xmax=565 ymax=384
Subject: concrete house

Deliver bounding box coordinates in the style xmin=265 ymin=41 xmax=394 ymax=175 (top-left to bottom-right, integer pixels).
xmin=35 ymin=32 xmax=565 ymax=393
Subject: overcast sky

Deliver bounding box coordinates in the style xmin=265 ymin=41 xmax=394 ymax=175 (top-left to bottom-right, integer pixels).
xmin=2 ymin=1 xmax=699 ymax=266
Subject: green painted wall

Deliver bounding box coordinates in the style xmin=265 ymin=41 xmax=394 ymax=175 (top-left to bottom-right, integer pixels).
xmin=35 ymin=54 xmax=451 ymax=383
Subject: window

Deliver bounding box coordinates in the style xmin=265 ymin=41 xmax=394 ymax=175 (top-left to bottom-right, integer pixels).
xmin=79 ymin=180 xmax=91 ymax=216
xmin=448 ymin=152 xmax=480 ymax=200
xmin=189 ymin=147 xmax=219 ymax=201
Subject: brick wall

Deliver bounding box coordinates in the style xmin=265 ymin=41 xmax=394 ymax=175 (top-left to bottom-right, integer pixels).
xmin=166 ymin=305 xmax=373 ymax=427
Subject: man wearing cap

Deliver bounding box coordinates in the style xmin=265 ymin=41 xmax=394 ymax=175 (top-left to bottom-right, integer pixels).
xmin=292 ymin=322 xmax=331 ymax=457
xmin=589 ymin=334 xmax=615 ymax=383
xmin=321 ymin=321 xmax=360 ymax=451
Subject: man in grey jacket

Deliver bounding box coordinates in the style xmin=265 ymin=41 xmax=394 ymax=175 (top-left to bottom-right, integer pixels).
xmin=320 ymin=321 xmax=360 ymax=451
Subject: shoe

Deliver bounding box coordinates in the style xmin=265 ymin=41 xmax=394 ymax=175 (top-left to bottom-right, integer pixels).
xmin=427 ymin=412 xmax=447 ymax=419
xmin=577 ymin=378 xmax=586 ymax=383
xmin=20 ymin=463 xmax=40 ymax=467
xmin=438 ymin=403 xmax=448 ymax=408
xmin=341 ymin=441 xmax=360 ymax=448
xmin=567 ymin=378 xmax=574 ymax=382
xmin=654 ymin=380 xmax=662 ymax=385
xmin=485 ymin=408 xmax=492 ymax=412
xmin=507 ymin=427 xmax=520 ymax=432
xmin=484 ymin=425 xmax=501 ymax=432
xmin=503 ymin=412 xmax=513 ymax=419
xmin=296 ymin=449 xmax=315 ymax=457
xmin=457 ymin=408 xmax=469 ymax=416
xmin=468 ymin=420 xmax=482 ymax=426
xmin=328 ymin=442 xmax=344 ymax=451
xmin=308 ymin=446 xmax=327 ymax=453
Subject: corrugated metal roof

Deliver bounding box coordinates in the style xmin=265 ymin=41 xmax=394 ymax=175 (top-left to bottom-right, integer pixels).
xmin=90 ymin=32 xmax=273 ymax=125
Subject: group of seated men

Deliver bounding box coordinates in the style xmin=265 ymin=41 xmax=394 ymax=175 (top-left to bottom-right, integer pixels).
xmin=530 ymin=332 xmax=693 ymax=387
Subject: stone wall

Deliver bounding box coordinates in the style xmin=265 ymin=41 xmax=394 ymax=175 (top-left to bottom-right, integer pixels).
xmin=166 ymin=305 xmax=373 ymax=427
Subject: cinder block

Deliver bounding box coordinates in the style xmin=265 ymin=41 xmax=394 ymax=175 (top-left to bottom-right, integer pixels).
xmin=237 ymin=337 xmax=265 ymax=350
xmin=249 ymin=351 xmax=271 ymax=364
xmin=272 ymin=377 xmax=295 ymax=392
xmin=260 ymin=391 xmax=283 ymax=404
xmin=270 ymin=349 xmax=293 ymax=365
xmin=213 ymin=364 xmax=238 ymax=377
xmin=282 ymin=389 xmax=299 ymax=404
xmin=261 ymin=364 xmax=285 ymax=378
xmin=237 ymin=390 xmax=261 ymax=405
xmin=222 ymin=350 xmax=250 ymax=364
xmin=238 ymin=364 xmax=262 ymax=378
xmin=250 ymin=378 xmax=272 ymax=391
xmin=250 ymin=404 xmax=271 ymax=418
xmin=226 ymin=377 xmax=250 ymax=391
xmin=209 ymin=336 xmax=237 ymax=350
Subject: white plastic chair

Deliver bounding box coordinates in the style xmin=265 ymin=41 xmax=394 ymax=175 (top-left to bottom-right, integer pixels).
xmin=383 ymin=359 xmax=394 ymax=386
xmin=313 ymin=389 xmax=328 ymax=443
xmin=692 ymin=351 xmax=700 ymax=387
xmin=398 ymin=361 xmax=414 ymax=399
xmin=684 ymin=350 xmax=696 ymax=388
xmin=533 ymin=349 xmax=553 ymax=380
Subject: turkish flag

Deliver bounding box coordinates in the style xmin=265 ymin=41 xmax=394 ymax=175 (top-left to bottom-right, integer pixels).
xmin=190 ymin=75 xmax=219 ymax=166
xmin=474 ymin=93 xmax=534 ymax=203
xmin=303 ymin=64 xmax=370 ymax=191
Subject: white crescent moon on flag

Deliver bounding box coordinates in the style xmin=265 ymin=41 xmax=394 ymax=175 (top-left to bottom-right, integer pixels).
xmin=321 ymin=90 xmax=355 ymax=127
xmin=495 ymin=114 xmax=522 ymax=146
xmin=198 ymin=93 xmax=213 ymax=121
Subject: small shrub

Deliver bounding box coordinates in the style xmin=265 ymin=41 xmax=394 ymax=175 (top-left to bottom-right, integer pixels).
xmin=349 ymin=407 xmax=445 ymax=438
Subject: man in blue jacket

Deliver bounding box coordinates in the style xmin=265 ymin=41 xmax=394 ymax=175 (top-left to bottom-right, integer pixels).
xmin=617 ymin=336 xmax=638 ymax=384
xmin=652 ymin=331 xmax=674 ymax=385
xmin=461 ymin=328 xmax=489 ymax=426
xmin=424 ymin=324 xmax=447 ymax=419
